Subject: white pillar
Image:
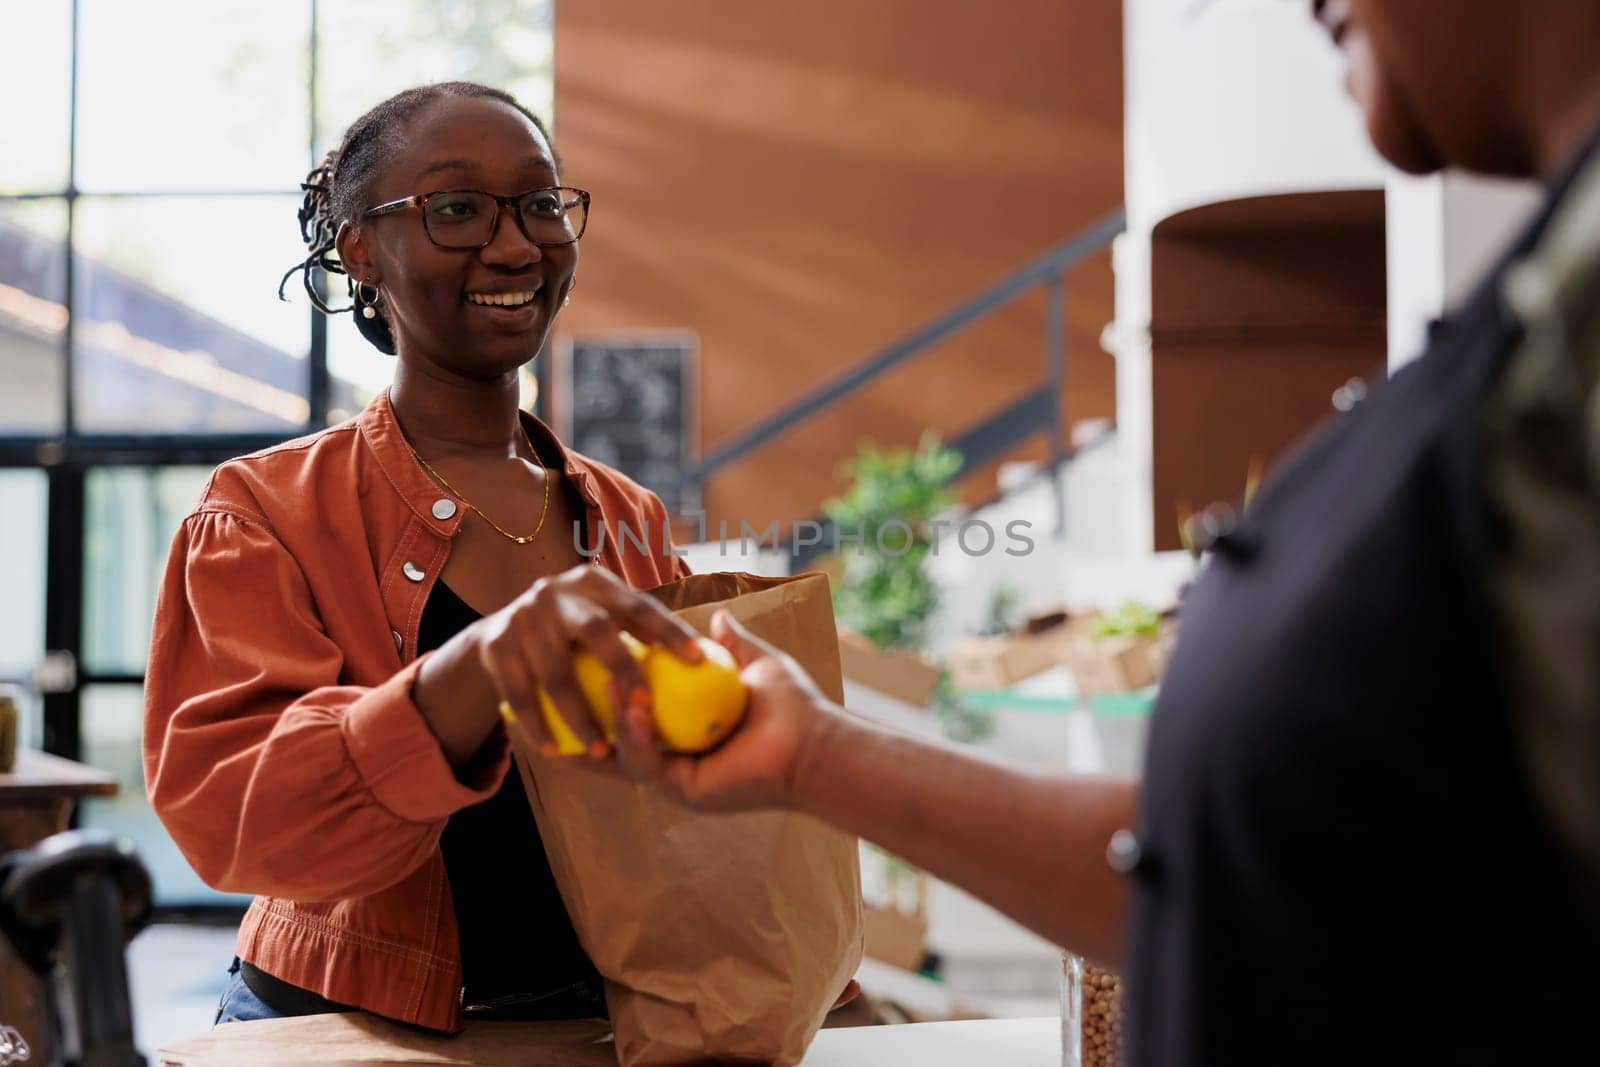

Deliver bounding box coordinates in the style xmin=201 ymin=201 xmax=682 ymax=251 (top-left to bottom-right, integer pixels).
xmin=1114 ymin=0 xmax=1386 ymax=554
xmin=1385 ymin=172 xmax=1541 ymax=369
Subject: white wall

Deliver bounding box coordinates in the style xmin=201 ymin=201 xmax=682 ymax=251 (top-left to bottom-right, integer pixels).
xmin=1115 ymin=0 xmax=1542 ymax=550
xmin=1113 ymin=0 xmax=1387 ymax=553
xmin=1385 ymin=172 xmax=1541 ymax=368
xmin=1123 ymin=0 xmax=1385 ymax=235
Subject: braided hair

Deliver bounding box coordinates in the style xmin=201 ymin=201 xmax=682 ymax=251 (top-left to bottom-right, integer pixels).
xmin=278 ymin=81 xmax=554 ymax=355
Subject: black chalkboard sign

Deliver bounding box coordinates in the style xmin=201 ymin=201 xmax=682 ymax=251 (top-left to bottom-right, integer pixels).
xmin=555 ymin=334 xmax=697 ymax=514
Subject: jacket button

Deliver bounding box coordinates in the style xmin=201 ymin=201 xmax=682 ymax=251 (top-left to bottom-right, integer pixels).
xmin=1332 ymin=377 xmax=1368 ymax=412
xmin=402 ymin=561 xmax=425 ymax=582
xmin=431 ymin=498 xmax=458 ymax=520
xmin=1183 ymin=503 xmax=1236 ymax=553
xmin=1107 ymin=829 xmax=1144 ymax=874
xmin=1185 ymin=503 xmax=1258 ymax=562
xmin=391 ymin=629 xmax=403 ymax=651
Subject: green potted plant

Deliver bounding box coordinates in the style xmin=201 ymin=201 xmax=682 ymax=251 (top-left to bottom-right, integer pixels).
xmin=821 ymin=434 xmax=992 ymax=743
xmin=820 ymin=434 xmax=998 ymax=976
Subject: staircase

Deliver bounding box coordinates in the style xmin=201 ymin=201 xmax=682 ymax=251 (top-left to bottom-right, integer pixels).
xmin=683 ymin=210 xmax=1128 ymax=571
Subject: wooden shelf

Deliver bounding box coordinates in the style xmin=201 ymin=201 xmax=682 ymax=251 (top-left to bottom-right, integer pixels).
xmin=0 ymin=749 xmax=120 ymax=803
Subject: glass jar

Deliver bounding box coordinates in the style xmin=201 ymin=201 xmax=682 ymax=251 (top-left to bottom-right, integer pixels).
xmin=1060 ymin=951 xmax=1083 ymax=1067
xmin=1061 ymin=952 xmax=1124 ymax=1067
xmin=0 ymin=684 xmax=18 ymax=773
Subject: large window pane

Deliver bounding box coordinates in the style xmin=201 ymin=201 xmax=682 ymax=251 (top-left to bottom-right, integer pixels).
xmin=316 ymin=0 xmax=554 ymax=157
xmin=0 ymin=200 xmax=67 ymax=435
xmin=0 ymin=2 xmax=71 ymax=193
xmin=83 ymin=467 xmax=212 ymax=676
xmin=326 ymin=301 xmax=392 ymax=419
xmin=0 ymin=470 xmax=47 ymax=750
xmin=4 ymin=686 xmax=46 ymax=755
xmin=72 ymin=196 xmax=311 ymax=433
xmin=0 ymin=470 xmax=47 ymax=677
xmin=312 ymin=0 xmax=557 ymax=422
xmin=79 ymin=684 xmax=247 ymax=907
xmin=75 ymin=0 xmax=311 ymax=192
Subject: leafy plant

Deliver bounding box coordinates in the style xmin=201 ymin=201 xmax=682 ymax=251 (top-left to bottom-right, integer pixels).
xmin=929 ymin=670 xmax=994 ymax=744
xmin=825 ymin=435 xmax=998 ymax=926
xmin=822 ymin=434 xmax=992 ymax=743
xmin=983 ymin=583 xmax=1021 ymax=637
xmin=1089 ymin=601 xmax=1162 ymax=641
xmin=823 ymin=434 xmax=961 ymax=650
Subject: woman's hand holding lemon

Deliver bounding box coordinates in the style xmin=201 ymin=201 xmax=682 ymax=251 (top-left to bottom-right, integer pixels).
xmin=463 ymin=565 xmax=837 ymax=805
xmin=535 ymin=630 xmax=748 ymax=756
xmin=473 ymin=565 xmax=705 ymax=765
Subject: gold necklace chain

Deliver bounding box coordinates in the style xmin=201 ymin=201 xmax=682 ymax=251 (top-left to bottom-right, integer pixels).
xmin=404 ymin=421 xmax=552 ymax=545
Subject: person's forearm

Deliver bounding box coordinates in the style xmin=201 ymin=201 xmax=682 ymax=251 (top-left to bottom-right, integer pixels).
xmin=791 ymin=709 xmax=1136 ymax=969
xmin=412 ymin=628 xmax=504 ymax=769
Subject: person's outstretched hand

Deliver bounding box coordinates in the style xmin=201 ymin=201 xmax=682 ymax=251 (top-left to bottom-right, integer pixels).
xmin=612 ymin=608 xmax=844 ymax=811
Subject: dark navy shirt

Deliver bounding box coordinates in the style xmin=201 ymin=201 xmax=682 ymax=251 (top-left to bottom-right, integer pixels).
xmin=1126 ymin=131 xmax=1600 ymax=1065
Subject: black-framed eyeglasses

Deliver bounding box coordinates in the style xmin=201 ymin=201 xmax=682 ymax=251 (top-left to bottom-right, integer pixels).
xmin=361 ymin=186 xmax=591 ymax=249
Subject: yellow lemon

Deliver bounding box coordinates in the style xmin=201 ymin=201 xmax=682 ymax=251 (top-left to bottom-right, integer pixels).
xmin=538 ymin=632 xmax=643 ymax=754
xmin=644 ymin=637 xmax=747 ymax=753
xmin=534 ymin=633 xmax=745 ymax=755
xmin=537 ymin=647 xmax=620 ymax=755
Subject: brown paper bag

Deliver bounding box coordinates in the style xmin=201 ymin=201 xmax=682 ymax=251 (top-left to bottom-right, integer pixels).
xmin=516 ymin=571 xmax=865 ymax=1066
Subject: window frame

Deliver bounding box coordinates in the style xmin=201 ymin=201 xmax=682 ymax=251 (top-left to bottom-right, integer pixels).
xmin=0 ymin=0 xmax=554 ymax=910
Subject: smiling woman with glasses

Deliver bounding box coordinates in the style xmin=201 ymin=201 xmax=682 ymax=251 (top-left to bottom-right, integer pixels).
xmin=138 ymin=81 xmax=843 ymax=1032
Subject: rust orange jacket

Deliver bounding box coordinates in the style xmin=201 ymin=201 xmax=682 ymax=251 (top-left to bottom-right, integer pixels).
xmin=143 ymin=389 xmax=689 ymax=1030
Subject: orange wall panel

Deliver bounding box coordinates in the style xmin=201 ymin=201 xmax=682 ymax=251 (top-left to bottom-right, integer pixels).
xmin=553 ymin=1 xmax=1123 ymax=531
xmin=1149 ymin=192 xmax=1388 ymax=551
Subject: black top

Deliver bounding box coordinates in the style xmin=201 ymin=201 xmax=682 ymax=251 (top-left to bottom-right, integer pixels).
xmin=424 ymin=580 xmax=607 ymax=1020
xmin=242 ymin=580 xmax=606 ymax=1021
xmin=1125 ymin=132 xmax=1600 ymax=1064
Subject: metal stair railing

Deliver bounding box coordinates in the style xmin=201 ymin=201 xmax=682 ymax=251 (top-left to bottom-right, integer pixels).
xmin=684 ymin=208 xmax=1125 ymax=565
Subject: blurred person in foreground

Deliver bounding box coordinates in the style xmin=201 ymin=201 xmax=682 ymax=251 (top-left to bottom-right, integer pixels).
xmin=560 ymin=2 xmax=1600 ymax=1062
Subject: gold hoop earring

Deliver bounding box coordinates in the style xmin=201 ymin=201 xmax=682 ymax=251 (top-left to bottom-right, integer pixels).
xmin=357 ymin=281 xmax=380 ymax=319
